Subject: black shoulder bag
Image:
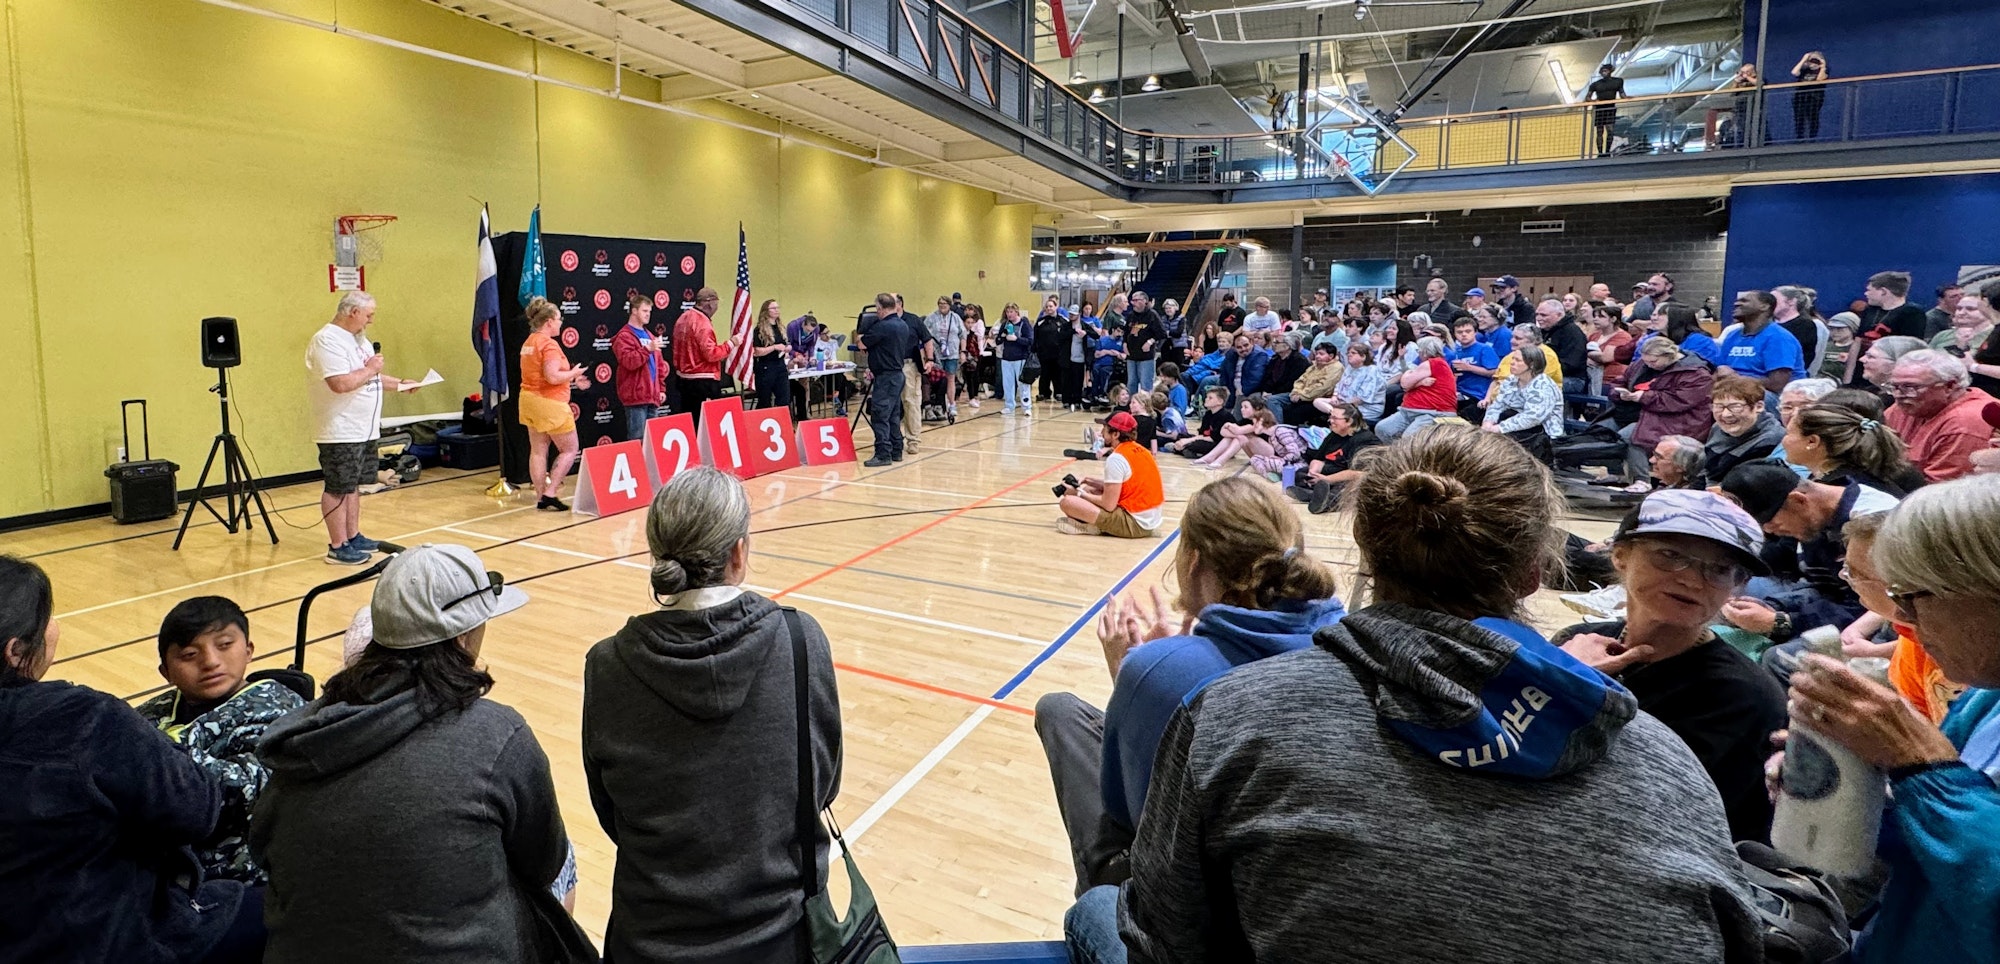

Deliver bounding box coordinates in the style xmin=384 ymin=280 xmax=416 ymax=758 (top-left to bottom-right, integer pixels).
xmin=786 ymin=609 xmax=901 ymax=964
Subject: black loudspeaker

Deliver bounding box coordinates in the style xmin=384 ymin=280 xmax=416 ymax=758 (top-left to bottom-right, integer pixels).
xmin=201 ymin=316 xmax=240 ymax=369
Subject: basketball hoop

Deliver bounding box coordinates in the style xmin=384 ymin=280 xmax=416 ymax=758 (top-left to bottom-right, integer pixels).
xmin=335 ymin=214 xmax=398 ymax=265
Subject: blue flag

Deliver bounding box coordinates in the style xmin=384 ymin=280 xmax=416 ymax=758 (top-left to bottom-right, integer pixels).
xmin=518 ymin=205 xmax=545 ymax=307
xmin=473 ymin=206 xmax=508 ymax=417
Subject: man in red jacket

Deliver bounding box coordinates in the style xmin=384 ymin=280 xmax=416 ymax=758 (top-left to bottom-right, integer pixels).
xmin=612 ymin=293 xmax=667 ymax=441
xmin=673 ymin=288 xmax=737 ymax=429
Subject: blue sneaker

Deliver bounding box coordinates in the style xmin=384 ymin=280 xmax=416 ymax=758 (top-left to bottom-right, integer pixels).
xmin=325 ymin=543 xmax=370 ymax=566
xmin=345 ymin=533 xmax=382 ymax=553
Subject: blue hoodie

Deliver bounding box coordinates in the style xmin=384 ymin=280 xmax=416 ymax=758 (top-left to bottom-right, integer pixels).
xmin=1101 ymin=596 xmax=1347 ymax=831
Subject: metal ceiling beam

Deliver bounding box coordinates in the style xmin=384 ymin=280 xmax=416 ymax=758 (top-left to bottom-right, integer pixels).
xmin=480 ymin=0 xmax=752 ymax=87
xmin=756 ymin=84 xmax=951 ymax=161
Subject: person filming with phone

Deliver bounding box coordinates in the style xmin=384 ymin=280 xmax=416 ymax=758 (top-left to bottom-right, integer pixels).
xmin=1055 ymin=412 xmax=1163 ymax=539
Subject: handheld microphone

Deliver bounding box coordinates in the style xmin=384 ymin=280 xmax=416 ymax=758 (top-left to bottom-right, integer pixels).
xmin=372 ymin=341 xmax=382 ymax=354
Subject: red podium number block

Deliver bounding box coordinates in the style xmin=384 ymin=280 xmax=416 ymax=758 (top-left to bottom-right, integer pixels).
xmin=739 ymin=407 xmax=799 ymax=478
xmin=797 ymin=417 xmax=858 ymax=466
xmin=573 ymin=439 xmax=653 ymax=517
xmin=701 ymin=396 xmax=752 ymax=478
xmin=644 ymin=412 xmax=698 ymax=486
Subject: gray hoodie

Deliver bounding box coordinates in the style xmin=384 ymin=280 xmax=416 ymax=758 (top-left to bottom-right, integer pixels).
xmin=252 ymin=685 xmax=568 ymax=964
xmin=1119 ymin=603 xmax=1765 ymax=963
xmin=583 ymin=592 xmax=842 ymax=964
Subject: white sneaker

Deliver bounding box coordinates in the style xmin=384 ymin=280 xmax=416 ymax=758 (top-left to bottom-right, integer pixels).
xmin=1055 ymin=517 xmax=1094 ymax=535
xmin=1560 ymin=584 xmax=1628 ymax=620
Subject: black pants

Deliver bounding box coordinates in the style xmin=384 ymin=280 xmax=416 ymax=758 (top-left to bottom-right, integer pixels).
xmin=868 ymin=368 xmax=905 ymax=459
xmin=1495 ymin=410 xmax=1554 ymax=464
xmin=1793 ymin=88 xmax=1824 ymax=140
xmin=1061 ymin=358 xmax=1087 ymax=405
xmin=1593 ymin=117 xmax=1615 ymax=155
xmin=1037 ymin=352 xmax=1063 ymax=399
xmin=1380 ymin=385 xmax=1406 ymax=421
xmin=750 ymin=355 xmax=791 ymax=412
xmin=677 ymin=375 xmax=722 ymax=430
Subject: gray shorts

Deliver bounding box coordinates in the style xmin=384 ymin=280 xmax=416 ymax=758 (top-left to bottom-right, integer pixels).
xmin=318 ymin=441 xmax=374 ymax=495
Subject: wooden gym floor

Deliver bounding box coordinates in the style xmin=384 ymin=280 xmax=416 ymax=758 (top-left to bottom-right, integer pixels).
xmin=7 ymin=403 xmax=1607 ymax=945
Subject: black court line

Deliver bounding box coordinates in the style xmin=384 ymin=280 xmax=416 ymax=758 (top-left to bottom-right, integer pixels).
xmin=63 ymin=412 xmax=1022 ymax=666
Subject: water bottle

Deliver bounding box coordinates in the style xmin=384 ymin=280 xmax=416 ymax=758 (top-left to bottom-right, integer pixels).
xmin=1771 ymin=626 xmax=1892 ymax=877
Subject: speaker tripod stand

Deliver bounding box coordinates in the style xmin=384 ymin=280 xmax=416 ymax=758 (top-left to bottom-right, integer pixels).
xmin=173 ymin=368 xmax=277 ymax=550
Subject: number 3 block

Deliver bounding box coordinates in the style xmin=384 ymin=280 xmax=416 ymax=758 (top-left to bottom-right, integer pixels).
xmin=741 ymin=407 xmax=798 ymax=478
xmin=573 ymin=439 xmax=654 ymax=517
xmin=797 ymin=417 xmax=857 ymax=466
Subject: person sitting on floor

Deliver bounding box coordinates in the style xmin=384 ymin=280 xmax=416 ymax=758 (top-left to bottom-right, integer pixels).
xmin=1705 ymin=374 xmax=1786 ymax=482
xmin=0 ymin=557 xmax=265 ymax=964
xmin=1192 ymin=394 xmax=1278 ymax=468
xmin=1039 ymin=476 xmax=1342 ymax=905
xmin=1284 ymin=400 xmax=1380 ymax=514
xmin=1106 ymin=426 xmax=1764 ymax=964
xmin=1646 ymin=434 xmax=1708 ymax=490
xmin=1168 ymin=387 xmax=1236 ymax=459
xmin=1058 ymin=412 xmax=1164 ymax=539
xmin=1147 ymin=391 xmax=1185 ymax=449
xmin=1552 ymin=490 xmax=1789 ymax=844
xmin=1270 ymin=343 xmax=1343 ymax=425
xmin=136 ymin=596 xmax=305 ymax=885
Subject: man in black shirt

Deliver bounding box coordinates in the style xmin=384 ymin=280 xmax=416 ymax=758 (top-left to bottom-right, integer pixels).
xmin=1257 ymin=332 xmax=1309 ymax=396
xmin=1418 ymin=278 xmax=1461 ymax=327
xmin=1925 ymin=282 xmax=1962 ymax=339
xmin=1864 ymin=270 xmax=1927 ymax=339
xmin=1216 ymin=293 xmax=1246 ymax=333
xmin=1123 ymin=290 xmax=1167 ymax=394
xmin=859 ymin=292 xmax=914 ymax=466
xmin=1535 ymin=298 xmax=1589 ymax=393
xmin=1586 ymin=64 xmax=1625 ymax=156
xmin=1493 ymin=275 xmax=1535 ymax=330
xmin=1284 ymin=400 xmax=1378 ymax=513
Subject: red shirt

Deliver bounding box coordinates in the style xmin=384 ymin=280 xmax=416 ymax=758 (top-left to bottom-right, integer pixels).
xmin=1886 ymin=387 xmax=1997 ymax=482
xmin=1405 ymin=357 xmax=1459 ymax=412
xmin=672 ymin=309 xmax=730 ymax=379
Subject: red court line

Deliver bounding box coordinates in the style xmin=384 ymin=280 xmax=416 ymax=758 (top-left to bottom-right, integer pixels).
xmin=833 ymin=661 xmax=1037 ymax=717
xmin=769 ymin=457 xmax=1076 ymax=600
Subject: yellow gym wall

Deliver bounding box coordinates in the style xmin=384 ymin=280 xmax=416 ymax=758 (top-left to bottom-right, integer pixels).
xmin=0 ymin=0 xmax=1036 ymax=520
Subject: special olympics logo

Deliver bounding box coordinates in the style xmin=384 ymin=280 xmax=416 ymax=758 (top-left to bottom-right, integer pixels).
xmin=654 ymin=252 xmax=668 ymax=267
xmin=561 ymin=285 xmax=577 ymax=302
xmin=595 ymin=436 xmax=612 ymax=446
xmin=559 ymin=250 xmax=579 ymax=271
xmin=682 ymin=287 xmax=695 ymax=300
xmin=595 ymin=363 xmax=612 ymax=384
xmin=654 ymin=290 xmax=671 ymax=309
xmin=593 ymin=249 xmax=609 ymax=265
xmin=593 ymin=290 xmax=613 ymax=310
xmin=625 ymin=288 xmax=641 ymax=305
xmin=594 ymin=324 xmax=609 ymax=339
xmin=560 ymin=327 xmax=580 ymax=348
xmin=680 ymin=256 xmax=696 ymax=274
xmin=568 ymin=402 xmax=582 ymax=419
xmin=596 ymin=397 xmax=612 ymax=411
xmin=623 ymin=253 xmax=641 ymax=274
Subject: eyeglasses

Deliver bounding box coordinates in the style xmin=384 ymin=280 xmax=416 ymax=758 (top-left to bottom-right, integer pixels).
xmin=1885 ymin=584 xmax=1935 ymax=615
xmin=1886 ymin=381 xmax=1941 ymax=396
xmin=442 ymin=571 xmax=505 ymax=611
xmin=1642 ymin=544 xmax=1748 ymax=588
xmin=1837 ymin=563 xmax=1884 ymax=586
xmin=1710 ymin=402 xmax=1751 ymax=414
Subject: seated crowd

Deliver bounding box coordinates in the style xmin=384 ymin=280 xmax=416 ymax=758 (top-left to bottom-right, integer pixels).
xmin=1 ymin=272 xmax=1997 ymax=964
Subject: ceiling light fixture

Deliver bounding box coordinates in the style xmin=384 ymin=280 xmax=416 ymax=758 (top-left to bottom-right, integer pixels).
xmin=1070 ymin=58 xmax=1086 ymax=84
xmin=1353 ymin=1 xmax=1369 ymax=21
xmin=1142 ymin=74 xmax=1162 ymax=91
xmin=1089 ymin=86 xmax=1106 ymax=103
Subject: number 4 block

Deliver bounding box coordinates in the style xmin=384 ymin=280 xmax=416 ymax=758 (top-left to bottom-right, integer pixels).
xmin=573 ymin=439 xmax=654 ymax=517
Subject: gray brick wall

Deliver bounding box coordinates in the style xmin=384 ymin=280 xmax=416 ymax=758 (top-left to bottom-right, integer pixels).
xmin=1239 ymin=199 xmax=1729 ymax=311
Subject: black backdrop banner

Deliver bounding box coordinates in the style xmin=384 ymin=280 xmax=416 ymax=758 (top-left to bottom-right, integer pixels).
xmin=493 ymin=231 xmax=706 ymax=469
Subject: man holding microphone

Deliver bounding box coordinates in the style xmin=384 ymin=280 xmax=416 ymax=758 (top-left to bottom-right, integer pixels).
xmin=306 ymin=292 xmax=422 ymax=565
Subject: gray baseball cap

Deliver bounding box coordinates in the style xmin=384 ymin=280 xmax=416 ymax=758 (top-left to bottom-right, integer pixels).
xmin=1613 ymin=488 xmax=1770 ymax=575
xmin=370 ymin=544 xmax=530 ymax=650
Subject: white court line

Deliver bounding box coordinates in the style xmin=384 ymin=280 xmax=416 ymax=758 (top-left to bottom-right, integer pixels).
xmin=518 ymin=542 xmax=609 ymax=562
xmin=441 ymin=526 xmax=507 ymax=541
xmin=780 ymin=591 xmax=1045 ymax=646
xmin=56 ymin=506 xmax=536 ymax=619
xmin=845 ymin=705 xmax=996 ymax=844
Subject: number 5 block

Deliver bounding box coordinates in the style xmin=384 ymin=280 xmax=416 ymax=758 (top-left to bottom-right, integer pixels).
xmin=797 ymin=417 xmax=857 ymax=466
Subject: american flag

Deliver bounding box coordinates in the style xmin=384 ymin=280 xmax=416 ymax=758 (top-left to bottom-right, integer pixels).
xmin=725 ymin=224 xmax=755 ymax=390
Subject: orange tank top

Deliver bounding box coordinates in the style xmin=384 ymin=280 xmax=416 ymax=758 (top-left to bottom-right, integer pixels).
xmin=1112 ymin=440 xmax=1164 ymax=515
xmin=1887 ymin=628 xmax=1964 ymax=724
xmin=520 ymin=331 xmax=570 ymax=401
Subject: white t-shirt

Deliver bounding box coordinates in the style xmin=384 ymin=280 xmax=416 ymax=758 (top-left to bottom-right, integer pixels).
xmin=1102 ymin=452 xmax=1164 ymax=530
xmin=1242 ymin=311 xmax=1283 ymax=332
xmin=306 ymin=322 xmax=382 ymax=443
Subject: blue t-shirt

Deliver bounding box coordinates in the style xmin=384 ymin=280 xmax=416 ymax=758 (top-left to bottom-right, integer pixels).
xmin=1681 ymin=330 xmax=1725 ymax=368
xmin=1477 ymin=325 xmax=1513 ymax=360
xmin=1720 ymin=323 xmax=1805 ymax=379
xmin=1443 ymin=341 xmax=1500 ymax=399
xmin=1094 ymin=335 xmax=1123 ymax=371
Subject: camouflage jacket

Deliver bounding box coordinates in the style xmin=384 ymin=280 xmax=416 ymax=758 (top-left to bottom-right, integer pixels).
xmin=135 ymin=678 xmax=305 ymax=884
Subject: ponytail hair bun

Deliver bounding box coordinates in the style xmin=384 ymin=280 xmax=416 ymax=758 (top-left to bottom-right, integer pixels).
xmin=1180 ymin=477 xmax=1339 ymax=613
xmin=1386 ymin=470 xmax=1470 ymax=535
xmin=651 ymin=558 xmax=689 ymax=597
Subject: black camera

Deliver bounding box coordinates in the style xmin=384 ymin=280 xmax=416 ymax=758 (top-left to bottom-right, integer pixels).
xmin=1052 ymin=473 xmax=1081 ymax=497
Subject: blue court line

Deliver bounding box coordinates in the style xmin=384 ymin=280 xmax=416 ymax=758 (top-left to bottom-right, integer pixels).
xmin=988 ymin=527 xmax=1183 ymax=701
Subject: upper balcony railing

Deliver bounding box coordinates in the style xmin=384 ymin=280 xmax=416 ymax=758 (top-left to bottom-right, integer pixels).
xmin=782 ymin=0 xmax=2000 ymax=194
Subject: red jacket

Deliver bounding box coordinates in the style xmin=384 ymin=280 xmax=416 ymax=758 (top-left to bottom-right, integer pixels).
xmin=611 ymin=324 xmax=666 ymax=407
xmin=673 ymin=309 xmax=730 ymax=379
xmin=1629 ymin=355 xmax=1715 ymax=450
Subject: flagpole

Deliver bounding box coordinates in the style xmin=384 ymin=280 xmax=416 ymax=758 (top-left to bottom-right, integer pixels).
xmin=480 ymin=203 xmax=519 ymax=499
